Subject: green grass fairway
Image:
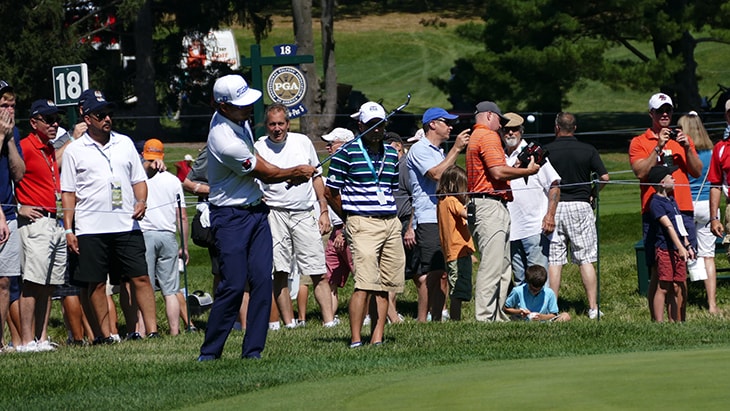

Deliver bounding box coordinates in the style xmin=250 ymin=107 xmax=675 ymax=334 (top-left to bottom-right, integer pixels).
xmin=187 ymin=347 xmax=730 ymax=410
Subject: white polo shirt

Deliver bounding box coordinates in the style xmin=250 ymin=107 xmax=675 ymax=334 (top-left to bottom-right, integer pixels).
xmin=139 ymin=171 xmax=185 ymax=233
xmin=207 ymin=112 xmax=262 ymax=207
xmin=60 ymin=132 xmax=147 ymax=235
xmin=506 ymin=140 xmax=561 ymax=241
xmin=254 ymin=132 xmax=322 ymax=210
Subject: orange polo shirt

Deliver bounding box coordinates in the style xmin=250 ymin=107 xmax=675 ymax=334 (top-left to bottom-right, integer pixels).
xmin=628 ymin=128 xmax=696 ymax=213
xmin=466 ymin=124 xmax=512 ymax=201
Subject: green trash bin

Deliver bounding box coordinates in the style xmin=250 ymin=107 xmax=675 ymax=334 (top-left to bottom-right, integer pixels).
xmin=635 ymin=240 xmax=649 ymax=296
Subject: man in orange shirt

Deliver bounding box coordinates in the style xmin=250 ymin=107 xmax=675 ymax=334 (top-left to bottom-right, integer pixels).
xmin=466 ymin=101 xmax=539 ymax=322
xmin=629 ymin=93 xmax=702 ymax=320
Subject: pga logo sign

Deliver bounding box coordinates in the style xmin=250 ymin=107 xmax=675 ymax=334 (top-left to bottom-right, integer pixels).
xmin=266 ymin=66 xmax=307 ymax=107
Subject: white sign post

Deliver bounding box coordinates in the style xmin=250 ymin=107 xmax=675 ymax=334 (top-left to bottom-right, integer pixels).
xmin=52 ymin=63 xmax=89 ymax=107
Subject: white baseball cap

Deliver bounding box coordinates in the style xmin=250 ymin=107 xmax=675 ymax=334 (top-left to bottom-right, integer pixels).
xmin=648 ymin=93 xmax=673 ymax=110
xmin=322 ymin=127 xmax=355 ymax=143
xmin=213 ymin=75 xmax=262 ymax=106
xmin=350 ymin=101 xmax=386 ymax=123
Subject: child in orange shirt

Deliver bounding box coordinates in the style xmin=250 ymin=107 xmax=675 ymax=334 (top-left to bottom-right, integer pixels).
xmin=436 ymin=165 xmax=475 ymax=321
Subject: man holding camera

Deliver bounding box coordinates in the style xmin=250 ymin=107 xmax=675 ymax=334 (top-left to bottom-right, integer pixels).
xmin=502 ymin=112 xmax=561 ymax=287
xmin=629 ymin=93 xmax=701 ymax=321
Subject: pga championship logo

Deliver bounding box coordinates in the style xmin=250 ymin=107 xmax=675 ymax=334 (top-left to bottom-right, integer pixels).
xmin=266 ymin=66 xmax=307 ymax=107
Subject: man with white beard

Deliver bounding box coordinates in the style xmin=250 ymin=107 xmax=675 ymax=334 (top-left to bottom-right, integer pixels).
xmin=502 ymin=113 xmax=561 ymax=286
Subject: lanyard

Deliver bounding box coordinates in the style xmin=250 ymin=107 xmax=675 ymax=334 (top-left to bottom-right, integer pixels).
xmin=356 ymin=139 xmax=385 ymax=185
xmin=38 ymin=141 xmax=60 ymax=194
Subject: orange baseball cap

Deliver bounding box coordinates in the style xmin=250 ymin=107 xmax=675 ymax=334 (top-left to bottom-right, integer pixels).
xmin=143 ymin=138 xmax=165 ymax=161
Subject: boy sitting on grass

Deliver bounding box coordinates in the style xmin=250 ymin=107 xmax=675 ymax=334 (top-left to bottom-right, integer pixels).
xmin=503 ymin=265 xmax=570 ymax=322
xmin=647 ymin=164 xmax=694 ymax=322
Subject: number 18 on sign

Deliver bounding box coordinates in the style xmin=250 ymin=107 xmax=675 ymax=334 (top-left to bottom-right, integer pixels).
xmin=52 ymin=64 xmax=89 ymax=107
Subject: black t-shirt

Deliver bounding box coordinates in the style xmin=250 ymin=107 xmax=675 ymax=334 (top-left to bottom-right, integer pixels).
xmin=545 ymin=136 xmax=607 ymax=202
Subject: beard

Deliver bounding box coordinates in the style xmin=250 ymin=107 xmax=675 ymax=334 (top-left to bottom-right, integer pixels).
xmin=503 ymin=135 xmax=519 ymax=149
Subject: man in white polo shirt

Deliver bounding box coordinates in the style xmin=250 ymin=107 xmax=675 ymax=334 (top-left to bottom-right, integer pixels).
xmin=61 ymin=89 xmax=159 ymax=343
xmin=198 ymin=75 xmax=315 ymax=361
xmin=501 ymin=112 xmax=561 ymax=286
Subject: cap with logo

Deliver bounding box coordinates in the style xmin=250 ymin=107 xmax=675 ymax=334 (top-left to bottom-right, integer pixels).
xmin=30 ymin=99 xmax=60 ymax=117
xmin=213 ymin=75 xmax=262 ymax=106
xmin=81 ymin=90 xmax=114 ymax=115
xmin=350 ymin=102 xmax=386 ymax=123
xmin=142 ymin=138 xmax=165 ymax=161
xmin=0 ymin=80 xmax=13 ymax=95
xmin=648 ymin=93 xmax=673 ymax=110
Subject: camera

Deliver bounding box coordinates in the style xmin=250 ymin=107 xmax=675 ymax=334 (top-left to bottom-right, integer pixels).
xmin=668 ymin=128 xmax=678 ymax=140
xmin=516 ymin=142 xmax=549 ymax=167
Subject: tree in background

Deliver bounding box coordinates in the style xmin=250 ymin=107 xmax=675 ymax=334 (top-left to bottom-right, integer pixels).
xmin=293 ymin=0 xmax=338 ymax=138
xmin=434 ymin=0 xmax=730 ymax=113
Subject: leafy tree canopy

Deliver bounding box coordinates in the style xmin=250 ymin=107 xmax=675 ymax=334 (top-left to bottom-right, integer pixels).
xmin=434 ymin=0 xmax=730 ymax=113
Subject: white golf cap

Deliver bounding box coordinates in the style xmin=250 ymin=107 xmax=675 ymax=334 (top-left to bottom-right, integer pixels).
xmin=350 ymin=101 xmax=386 ymax=123
xmin=648 ymin=93 xmax=673 ymax=110
xmin=184 ymin=154 xmax=194 ymax=161
xmin=213 ymin=75 xmax=262 ymax=106
xmin=322 ymin=127 xmax=355 ymax=143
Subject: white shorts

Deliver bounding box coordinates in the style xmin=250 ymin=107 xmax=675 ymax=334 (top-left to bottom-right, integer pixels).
xmin=0 ymin=219 xmax=21 ymax=277
xmin=268 ymin=208 xmax=326 ymax=276
xmin=18 ymin=217 xmax=66 ymax=285
xmin=693 ymin=200 xmax=717 ymax=258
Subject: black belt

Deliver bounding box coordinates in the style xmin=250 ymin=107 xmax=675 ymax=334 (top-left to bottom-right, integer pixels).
xmin=471 ymin=193 xmax=507 ymax=204
xmin=34 ymin=210 xmax=58 ymax=219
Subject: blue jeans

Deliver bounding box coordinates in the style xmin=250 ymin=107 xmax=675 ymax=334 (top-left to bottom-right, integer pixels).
xmin=510 ymin=234 xmax=550 ymax=286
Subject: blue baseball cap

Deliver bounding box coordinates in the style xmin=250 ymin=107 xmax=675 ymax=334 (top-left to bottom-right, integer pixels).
xmin=30 ymin=99 xmax=60 ymax=117
xmin=81 ymin=89 xmax=114 ymax=115
xmin=422 ymin=107 xmax=458 ymax=125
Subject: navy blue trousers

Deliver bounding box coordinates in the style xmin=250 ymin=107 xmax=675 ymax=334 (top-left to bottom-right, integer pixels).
xmin=199 ymin=203 xmax=272 ymax=359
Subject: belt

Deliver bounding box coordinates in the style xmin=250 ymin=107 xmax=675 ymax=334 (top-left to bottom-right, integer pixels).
xmin=471 ymin=193 xmax=508 ymax=205
xmin=28 ymin=210 xmax=58 ymax=219
xmin=214 ymin=198 xmax=263 ymax=210
xmin=347 ymin=213 xmax=396 ymax=220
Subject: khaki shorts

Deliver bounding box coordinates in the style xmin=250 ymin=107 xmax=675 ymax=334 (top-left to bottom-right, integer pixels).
xmin=269 ymin=208 xmax=326 ymax=275
xmin=18 ymin=216 xmax=66 ymax=285
xmin=345 ymin=215 xmax=405 ymax=293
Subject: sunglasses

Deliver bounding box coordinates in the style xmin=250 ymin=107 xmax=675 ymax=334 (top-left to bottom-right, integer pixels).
xmin=91 ymin=111 xmax=113 ymax=121
xmin=434 ymin=118 xmax=454 ymax=126
xmin=35 ymin=115 xmax=60 ymax=125
xmin=504 ymin=126 xmax=521 ymax=133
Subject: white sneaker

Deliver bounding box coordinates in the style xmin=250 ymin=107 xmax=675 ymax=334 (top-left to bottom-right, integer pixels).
xmin=362 ymin=315 xmax=371 ymax=326
xmin=588 ymin=308 xmax=604 ymax=319
xmin=323 ymin=317 xmax=340 ymax=328
xmin=268 ymin=321 xmax=281 ymax=331
xmin=110 ymin=334 xmax=122 ymax=343
xmin=17 ymin=341 xmax=41 ymax=353
xmin=285 ymin=320 xmax=298 ymax=329
xmin=441 ymin=309 xmax=450 ymax=322
xmin=36 ymin=340 xmax=58 ymax=352
xmin=295 ymin=320 xmax=306 ymax=328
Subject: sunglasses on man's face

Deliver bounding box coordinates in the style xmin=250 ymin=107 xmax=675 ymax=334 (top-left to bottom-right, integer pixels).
xmin=91 ymin=111 xmax=113 ymax=121
xmin=35 ymin=115 xmax=60 ymax=125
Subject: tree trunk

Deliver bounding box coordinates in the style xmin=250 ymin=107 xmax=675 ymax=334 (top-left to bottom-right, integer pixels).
xmin=673 ymin=31 xmax=701 ymax=112
xmin=292 ymin=0 xmax=319 ymax=136
xmin=319 ymin=0 xmax=337 ymax=134
xmin=133 ymin=0 xmax=160 ymax=139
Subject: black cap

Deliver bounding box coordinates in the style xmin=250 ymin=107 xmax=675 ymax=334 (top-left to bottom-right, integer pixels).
xmin=0 ymin=80 xmax=13 ymax=95
xmin=647 ymin=165 xmax=679 ymax=185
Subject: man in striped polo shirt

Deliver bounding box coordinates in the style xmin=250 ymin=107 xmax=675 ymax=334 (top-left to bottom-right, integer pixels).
xmin=325 ymin=101 xmax=405 ymax=348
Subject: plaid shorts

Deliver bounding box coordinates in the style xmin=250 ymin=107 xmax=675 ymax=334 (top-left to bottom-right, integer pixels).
xmin=549 ymin=201 xmax=597 ymax=265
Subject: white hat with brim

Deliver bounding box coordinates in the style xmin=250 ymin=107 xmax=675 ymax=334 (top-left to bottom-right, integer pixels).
xmin=322 ymin=127 xmax=355 ymax=142
xmin=213 ymin=75 xmax=262 ymax=107
xmin=350 ymin=101 xmax=386 ymax=123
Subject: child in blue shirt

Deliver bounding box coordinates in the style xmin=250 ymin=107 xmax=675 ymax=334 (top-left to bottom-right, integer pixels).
xmin=647 ymin=165 xmax=694 ymax=322
xmin=504 ymin=265 xmax=570 ymax=322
